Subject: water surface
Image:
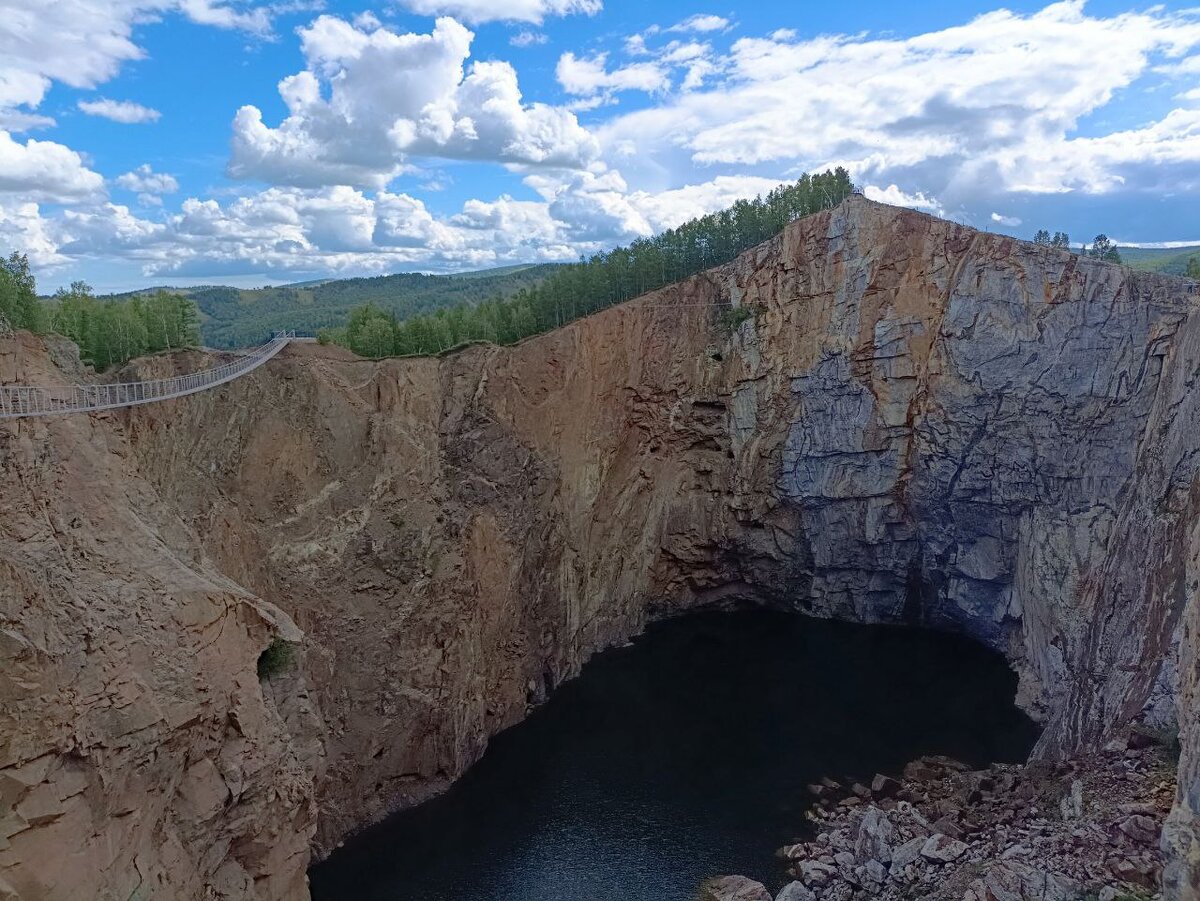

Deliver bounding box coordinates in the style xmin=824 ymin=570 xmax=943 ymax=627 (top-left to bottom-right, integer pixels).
xmin=310 ymin=610 xmax=1038 ymax=901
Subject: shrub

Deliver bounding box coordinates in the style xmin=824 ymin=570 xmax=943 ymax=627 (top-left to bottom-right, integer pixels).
xmin=721 ymin=305 xmax=754 ymax=332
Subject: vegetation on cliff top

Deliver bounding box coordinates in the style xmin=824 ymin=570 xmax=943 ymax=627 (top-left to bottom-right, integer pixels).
xmin=0 ymin=256 xmax=200 ymax=371
xmin=322 ymin=169 xmax=858 ymax=358
xmin=109 ymin=264 xmax=559 ymax=349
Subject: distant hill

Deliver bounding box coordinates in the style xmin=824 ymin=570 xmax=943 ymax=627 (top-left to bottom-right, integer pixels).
xmin=1119 ymin=245 xmax=1200 ymax=277
xmin=104 ymin=264 xmax=560 ymax=348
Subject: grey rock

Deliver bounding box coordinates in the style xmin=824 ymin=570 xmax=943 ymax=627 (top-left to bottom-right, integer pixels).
xmin=775 ymin=881 xmax=816 ymax=901
xmin=920 ymin=833 xmax=968 ymax=863
xmin=889 ymin=836 xmax=926 ymax=873
xmin=965 ymin=861 xmax=1079 ymax=901
xmin=854 ymin=807 xmax=896 ymax=863
xmin=798 ymin=860 xmax=839 ymax=887
xmin=698 ymin=875 xmax=773 ymax=901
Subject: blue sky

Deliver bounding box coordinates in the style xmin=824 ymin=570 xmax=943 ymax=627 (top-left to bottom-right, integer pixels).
xmin=1 ymin=0 xmax=1198 ymax=292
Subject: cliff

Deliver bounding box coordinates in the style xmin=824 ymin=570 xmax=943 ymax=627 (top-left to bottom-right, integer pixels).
xmin=2 ymin=196 xmax=1199 ymax=899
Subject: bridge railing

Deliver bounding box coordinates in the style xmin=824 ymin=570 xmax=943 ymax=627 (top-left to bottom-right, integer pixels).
xmin=0 ymin=331 xmax=295 ymax=419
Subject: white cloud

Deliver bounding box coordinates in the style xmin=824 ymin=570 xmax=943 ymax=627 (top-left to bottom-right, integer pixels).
xmin=0 ymin=1 xmax=274 ymax=119
xmin=666 ymin=14 xmax=730 ymax=34
xmin=863 ymin=184 xmax=946 ymax=217
xmin=230 ymin=16 xmax=599 ymax=188
xmin=510 ymin=30 xmax=548 ymax=47
xmin=78 ymin=98 xmax=162 ymax=123
xmin=0 ymin=200 xmax=68 ymax=267
xmin=15 ymin=168 xmax=796 ymax=279
xmin=991 ymin=212 xmax=1022 ymax=227
xmin=115 ymin=164 xmax=180 ymax=194
xmin=391 ymin=0 xmax=599 ymax=25
xmin=556 ymin=52 xmax=669 ymax=96
xmin=175 ymin=0 xmax=271 ymax=33
xmin=597 ymin=2 xmax=1200 ymax=204
xmin=0 ymin=130 xmax=105 ymax=201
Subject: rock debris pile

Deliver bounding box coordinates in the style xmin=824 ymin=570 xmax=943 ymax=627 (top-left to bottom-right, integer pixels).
xmin=704 ymin=732 xmax=1176 ymax=901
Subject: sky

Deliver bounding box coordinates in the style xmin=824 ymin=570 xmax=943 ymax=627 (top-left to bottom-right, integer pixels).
xmin=1 ymin=0 xmax=1198 ymax=293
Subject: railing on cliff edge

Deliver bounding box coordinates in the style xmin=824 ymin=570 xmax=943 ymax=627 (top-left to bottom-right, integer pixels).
xmin=0 ymin=331 xmax=296 ymax=419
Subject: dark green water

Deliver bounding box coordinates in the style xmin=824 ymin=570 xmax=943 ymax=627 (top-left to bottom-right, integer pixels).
xmin=310 ymin=610 xmax=1038 ymax=901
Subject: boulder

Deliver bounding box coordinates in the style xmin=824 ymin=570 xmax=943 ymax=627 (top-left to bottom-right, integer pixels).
xmin=775 ymin=882 xmax=816 ymax=901
xmin=854 ymin=807 xmax=896 ymax=863
xmin=698 ymin=876 xmax=773 ymax=901
xmin=965 ymin=861 xmax=1079 ymax=901
xmin=890 ymin=836 xmax=926 ymax=873
xmin=920 ymin=833 xmax=968 ymax=863
xmin=1116 ymin=813 xmax=1158 ymax=844
xmin=797 ymin=860 xmax=839 ymax=887
xmin=870 ymin=774 xmax=902 ymax=798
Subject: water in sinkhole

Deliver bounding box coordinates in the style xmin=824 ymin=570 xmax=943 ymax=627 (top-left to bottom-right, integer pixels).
xmin=309 ymin=609 xmax=1038 ymax=900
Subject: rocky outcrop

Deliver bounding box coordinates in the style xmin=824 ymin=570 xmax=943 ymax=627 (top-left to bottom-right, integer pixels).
xmin=0 ymin=334 xmax=322 ymax=900
xmin=773 ymin=739 xmax=1175 ymax=900
xmin=3 ymin=196 xmax=1200 ymax=898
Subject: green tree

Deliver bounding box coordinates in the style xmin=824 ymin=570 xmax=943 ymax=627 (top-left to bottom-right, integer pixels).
xmin=330 ymin=170 xmax=859 ymax=359
xmin=345 ymin=304 xmax=396 ymax=357
xmin=0 ymin=252 xmax=47 ymax=332
xmin=1187 ymin=256 xmax=1199 ymax=280
xmin=1033 ymin=229 xmax=1051 ymax=246
xmin=1051 ymin=232 xmax=1070 ymax=249
xmin=91 ymin=302 xmax=148 ymax=370
xmin=50 ymin=281 xmax=96 ymax=349
xmin=1087 ymin=234 xmax=1122 ymax=263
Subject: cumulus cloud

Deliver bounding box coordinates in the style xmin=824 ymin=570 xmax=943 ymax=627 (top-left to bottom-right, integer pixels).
xmin=863 ymin=184 xmax=946 ymax=217
xmin=0 ymin=131 xmax=105 ymax=201
xmin=17 ymin=167 xmax=795 ymax=279
xmin=229 ymin=15 xmax=599 ymax=188
xmin=78 ymin=98 xmax=162 ymax=123
xmin=115 ymin=164 xmax=180 ymax=196
xmin=0 ymin=0 xmax=274 ymax=120
xmin=991 ymin=212 xmax=1022 ymax=227
xmin=0 ymin=0 xmax=274 ymax=213
xmin=392 ymin=0 xmax=599 ymax=25
xmin=598 ymin=2 xmax=1200 ymax=205
xmin=0 ymin=200 xmax=68 ymax=266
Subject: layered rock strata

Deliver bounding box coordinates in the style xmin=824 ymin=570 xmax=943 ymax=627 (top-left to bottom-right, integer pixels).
xmin=2 ymin=196 xmax=1199 ymax=898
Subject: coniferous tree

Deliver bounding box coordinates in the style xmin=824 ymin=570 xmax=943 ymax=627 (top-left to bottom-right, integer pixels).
xmin=327 ymin=169 xmax=858 ymax=358
xmin=1087 ymin=234 xmax=1122 ymax=263
xmin=1051 ymin=232 xmax=1071 ymax=249
xmin=1033 ymin=229 xmax=1052 ymax=246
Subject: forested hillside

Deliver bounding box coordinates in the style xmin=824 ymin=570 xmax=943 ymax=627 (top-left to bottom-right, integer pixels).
xmin=109 ymin=264 xmax=559 ymax=348
xmin=1120 ymin=245 xmax=1200 ymax=277
xmin=326 ymin=170 xmax=858 ymax=358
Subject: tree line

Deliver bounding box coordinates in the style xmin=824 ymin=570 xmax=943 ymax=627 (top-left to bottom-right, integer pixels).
xmin=321 ymin=169 xmax=859 ymax=358
xmin=1032 ymin=229 xmax=1122 ymax=263
xmin=0 ymin=254 xmax=200 ymax=370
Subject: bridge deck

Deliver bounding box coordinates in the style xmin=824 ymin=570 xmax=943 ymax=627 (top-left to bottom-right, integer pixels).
xmin=0 ymin=332 xmax=295 ymax=419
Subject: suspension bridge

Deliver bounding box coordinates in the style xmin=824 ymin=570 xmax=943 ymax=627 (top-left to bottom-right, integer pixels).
xmin=0 ymin=331 xmax=297 ymax=420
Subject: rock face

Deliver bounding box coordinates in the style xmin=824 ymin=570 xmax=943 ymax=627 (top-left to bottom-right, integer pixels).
xmin=2 ymin=196 xmax=1200 ymax=899
xmin=0 ymin=334 xmax=321 ymax=900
